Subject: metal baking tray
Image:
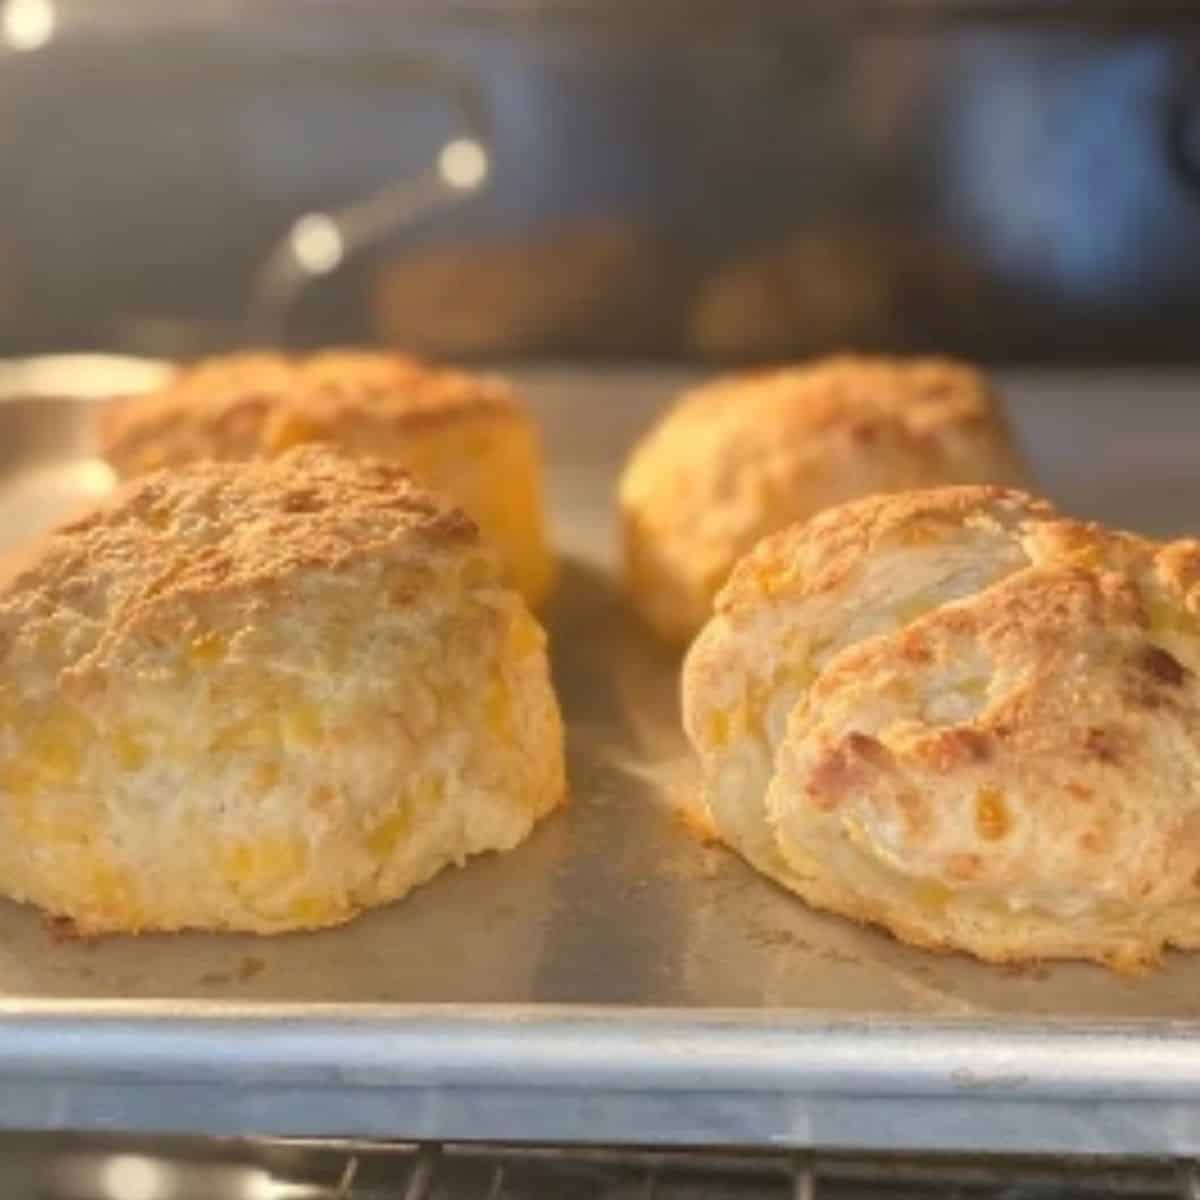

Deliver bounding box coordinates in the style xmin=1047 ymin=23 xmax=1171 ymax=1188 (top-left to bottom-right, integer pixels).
xmin=2 ymin=358 xmax=1200 ymax=1156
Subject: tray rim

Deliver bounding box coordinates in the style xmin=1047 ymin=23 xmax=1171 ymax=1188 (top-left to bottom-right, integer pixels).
xmin=4 ymin=1001 xmax=1200 ymax=1152
xmin=6 ymin=998 xmax=1200 ymax=1095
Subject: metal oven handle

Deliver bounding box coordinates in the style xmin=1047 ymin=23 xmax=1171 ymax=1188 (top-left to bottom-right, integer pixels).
xmin=243 ymin=53 xmax=492 ymax=346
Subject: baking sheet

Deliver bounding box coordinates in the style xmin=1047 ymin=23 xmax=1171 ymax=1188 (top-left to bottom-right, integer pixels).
xmin=3 ymin=360 xmax=1200 ymax=1153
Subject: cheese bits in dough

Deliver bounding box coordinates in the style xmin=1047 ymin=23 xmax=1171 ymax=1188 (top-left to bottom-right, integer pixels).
xmin=0 ymin=446 xmax=565 ymax=935
xmin=97 ymin=350 xmax=555 ymax=608
xmin=684 ymin=485 xmax=1200 ymax=971
xmin=620 ymin=355 xmax=1025 ymax=644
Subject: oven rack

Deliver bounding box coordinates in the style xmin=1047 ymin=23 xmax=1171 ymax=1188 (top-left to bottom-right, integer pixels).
xmin=19 ymin=1137 xmax=1200 ymax=1200
xmin=322 ymin=1143 xmax=1200 ymax=1199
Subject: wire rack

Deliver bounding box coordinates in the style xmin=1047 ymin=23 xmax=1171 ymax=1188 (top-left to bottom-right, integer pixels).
xmin=20 ymin=1138 xmax=1200 ymax=1200
xmin=314 ymin=1145 xmax=1200 ymax=1200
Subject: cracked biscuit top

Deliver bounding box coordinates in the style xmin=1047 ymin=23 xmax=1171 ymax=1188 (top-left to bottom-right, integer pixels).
xmin=684 ymin=484 xmax=1200 ymax=971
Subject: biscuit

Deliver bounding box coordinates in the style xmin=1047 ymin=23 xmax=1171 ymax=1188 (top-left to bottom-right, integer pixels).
xmin=0 ymin=445 xmax=566 ymax=935
xmin=620 ymin=355 xmax=1026 ymax=644
xmin=687 ymin=231 xmax=986 ymax=360
xmin=372 ymin=218 xmax=681 ymax=358
xmin=683 ymin=486 xmax=1200 ymax=971
xmin=96 ymin=350 xmax=555 ymax=607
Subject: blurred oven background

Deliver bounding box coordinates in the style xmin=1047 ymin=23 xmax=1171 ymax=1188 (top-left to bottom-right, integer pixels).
xmin=2 ymin=0 xmax=1200 ymax=364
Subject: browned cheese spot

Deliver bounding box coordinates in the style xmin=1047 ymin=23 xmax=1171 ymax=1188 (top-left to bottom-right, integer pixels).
xmin=1085 ymin=726 xmax=1123 ymax=765
xmin=1140 ymin=645 xmax=1187 ymax=687
xmin=974 ymin=786 xmax=1011 ymax=842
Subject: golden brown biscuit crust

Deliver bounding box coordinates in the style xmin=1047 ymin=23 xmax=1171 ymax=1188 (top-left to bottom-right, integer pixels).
xmin=716 ymin=484 xmax=1053 ymax=614
xmin=97 ymin=350 xmax=521 ymax=475
xmin=684 ymin=485 xmax=1200 ymax=971
xmin=621 ymin=356 xmax=1027 ymax=645
xmin=95 ymin=349 xmax=555 ymax=608
xmin=5 ymin=444 xmax=478 ymax=665
xmin=0 ymin=446 xmax=565 ymax=935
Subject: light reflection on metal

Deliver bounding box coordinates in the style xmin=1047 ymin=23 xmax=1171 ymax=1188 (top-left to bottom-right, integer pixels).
xmin=1 ymin=0 xmax=55 ymax=52
xmin=99 ymin=1154 xmax=171 ymax=1200
xmin=240 ymin=1167 xmax=329 ymax=1200
xmin=288 ymin=213 xmax=345 ymax=277
xmin=438 ymin=137 xmax=490 ymax=192
xmin=247 ymin=131 xmax=490 ymax=345
xmin=245 ymin=58 xmax=491 ymax=347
